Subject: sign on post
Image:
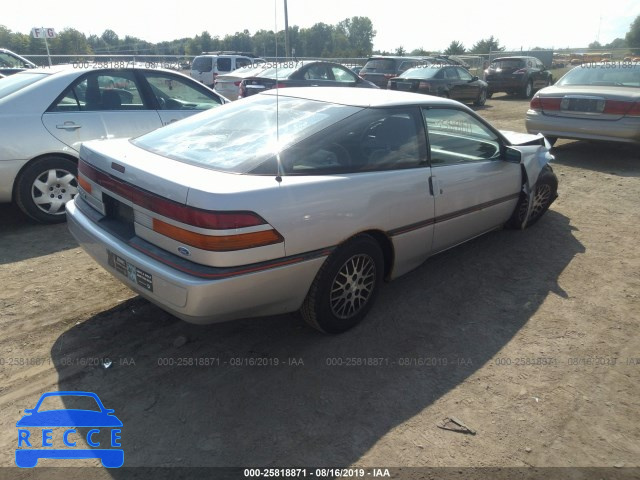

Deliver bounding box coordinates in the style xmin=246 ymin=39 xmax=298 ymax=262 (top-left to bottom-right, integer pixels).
xmin=31 ymin=27 xmax=55 ymax=66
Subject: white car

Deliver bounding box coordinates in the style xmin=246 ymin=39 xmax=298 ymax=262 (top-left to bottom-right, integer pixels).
xmin=67 ymin=87 xmax=558 ymax=333
xmin=214 ymin=64 xmax=270 ymax=100
xmin=0 ymin=64 xmax=226 ymax=223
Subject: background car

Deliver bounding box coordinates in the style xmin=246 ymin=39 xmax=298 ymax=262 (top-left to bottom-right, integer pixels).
xmin=67 ymin=87 xmax=557 ymax=335
xmin=190 ymin=52 xmax=264 ymax=87
xmin=0 ymin=65 xmax=226 ymax=223
xmin=359 ymin=55 xmax=436 ymax=88
xmin=239 ymin=61 xmax=377 ymax=97
xmin=526 ymin=62 xmax=640 ymax=145
xmin=484 ymin=56 xmax=553 ymax=98
xmin=214 ymin=64 xmax=269 ymax=100
xmin=0 ymin=48 xmax=36 ymax=76
xmin=388 ymin=65 xmax=488 ymax=106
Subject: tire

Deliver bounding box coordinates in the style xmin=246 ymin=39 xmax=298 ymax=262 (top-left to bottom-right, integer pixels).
xmin=301 ymin=234 xmax=384 ymax=334
xmin=522 ymin=80 xmax=534 ymax=98
xmin=15 ymin=156 xmax=78 ymax=224
xmin=486 ymin=92 xmax=493 ymax=99
xmin=474 ymin=88 xmax=487 ymax=106
xmin=506 ymin=165 xmax=558 ymax=229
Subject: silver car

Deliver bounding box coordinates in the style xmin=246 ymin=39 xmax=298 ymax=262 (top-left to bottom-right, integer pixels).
xmin=67 ymin=87 xmax=558 ymax=333
xmin=213 ymin=64 xmax=269 ymax=101
xmin=0 ymin=64 xmax=226 ymax=223
xmin=526 ymin=62 xmax=640 ymax=145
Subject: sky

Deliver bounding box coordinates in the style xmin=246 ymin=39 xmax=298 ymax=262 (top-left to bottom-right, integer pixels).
xmin=3 ymin=0 xmax=638 ymax=53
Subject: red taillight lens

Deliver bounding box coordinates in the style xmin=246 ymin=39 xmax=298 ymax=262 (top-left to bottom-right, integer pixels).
xmin=603 ymin=100 xmax=634 ymax=116
xmin=233 ymin=81 xmax=241 ymax=86
xmin=625 ymin=101 xmax=640 ymax=117
xmin=530 ymin=97 xmax=561 ymax=111
xmin=274 ymin=83 xmax=288 ymax=88
xmin=78 ymin=161 xmax=267 ymax=230
xmin=419 ymin=81 xmax=431 ymax=90
xmin=530 ymin=96 xmax=542 ymax=110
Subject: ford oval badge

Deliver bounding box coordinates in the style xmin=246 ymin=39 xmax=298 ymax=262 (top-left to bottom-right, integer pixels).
xmin=177 ymin=246 xmax=191 ymax=257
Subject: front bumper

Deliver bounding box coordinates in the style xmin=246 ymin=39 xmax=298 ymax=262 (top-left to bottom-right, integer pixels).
xmin=526 ymin=110 xmax=640 ymax=144
xmin=66 ymin=199 xmax=325 ymax=324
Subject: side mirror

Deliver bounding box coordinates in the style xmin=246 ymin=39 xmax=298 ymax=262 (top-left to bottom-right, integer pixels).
xmin=504 ymin=146 xmax=521 ymax=163
xmin=471 ymin=76 xmax=479 ymax=82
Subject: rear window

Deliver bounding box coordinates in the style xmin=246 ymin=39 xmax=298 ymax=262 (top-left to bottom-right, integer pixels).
xmin=557 ymin=64 xmax=640 ymax=87
xmin=362 ymin=59 xmax=397 ymax=73
xmin=132 ymin=94 xmax=361 ymax=174
xmin=400 ymin=66 xmax=442 ymax=79
xmin=0 ymin=72 xmax=49 ymax=99
xmin=490 ymin=59 xmax=525 ymax=69
xmin=192 ymin=57 xmax=212 ymax=72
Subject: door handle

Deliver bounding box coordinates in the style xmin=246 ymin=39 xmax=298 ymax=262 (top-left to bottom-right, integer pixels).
xmin=56 ymin=122 xmax=82 ymax=130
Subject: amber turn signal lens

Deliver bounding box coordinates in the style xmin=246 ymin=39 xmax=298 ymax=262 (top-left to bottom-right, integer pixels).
xmin=78 ymin=175 xmax=92 ymax=194
xmin=152 ymin=218 xmax=283 ymax=252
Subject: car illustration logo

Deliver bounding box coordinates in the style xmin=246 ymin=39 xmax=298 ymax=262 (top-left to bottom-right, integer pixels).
xmin=15 ymin=391 xmax=123 ymax=468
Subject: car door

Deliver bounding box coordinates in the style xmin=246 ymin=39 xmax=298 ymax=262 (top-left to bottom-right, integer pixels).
xmin=41 ymin=70 xmax=162 ymax=152
xmin=442 ymin=67 xmax=464 ymax=99
xmin=422 ymin=107 xmax=522 ymax=253
xmin=455 ymin=67 xmax=479 ymax=101
xmin=138 ymin=71 xmax=225 ymax=126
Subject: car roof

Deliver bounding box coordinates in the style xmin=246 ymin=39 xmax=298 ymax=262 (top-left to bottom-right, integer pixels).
xmin=492 ymin=56 xmax=535 ymax=61
xmin=17 ymin=63 xmax=197 ymax=78
xmin=262 ymin=86 xmax=464 ymax=108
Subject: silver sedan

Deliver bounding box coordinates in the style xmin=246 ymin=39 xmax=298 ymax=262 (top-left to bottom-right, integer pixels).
xmin=67 ymin=87 xmax=558 ymax=333
xmin=526 ymin=62 xmax=640 ymax=145
xmin=0 ymin=64 xmax=226 ymax=223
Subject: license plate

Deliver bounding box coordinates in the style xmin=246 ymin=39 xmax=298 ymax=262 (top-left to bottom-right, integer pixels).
xmin=561 ymin=97 xmax=605 ymax=113
xmin=107 ymin=250 xmax=153 ymax=292
xmin=397 ymin=82 xmax=412 ymax=91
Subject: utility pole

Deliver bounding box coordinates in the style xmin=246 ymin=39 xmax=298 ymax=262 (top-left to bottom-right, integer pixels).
xmin=284 ymin=0 xmax=290 ymax=58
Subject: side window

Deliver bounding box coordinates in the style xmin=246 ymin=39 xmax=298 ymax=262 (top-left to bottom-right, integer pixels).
xmin=457 ymin=68 xmax=473 ymax=81
xmin=423 ymin=108 xmax=501 ymax=165
xmin=235 ymin=58 xmax=251 ymax=69
xmin=142 ymin=72 xmax=222 ymax=110
xmin=216 ymin=58 xmax=232 ymax=73
xmin=331 ymin=66 xmax=356 ymax=82
xmin=48 ymin=71 xmax=144 ymax=112
xmin=279 ymin=108 xmax=426 ymax=174
xmin=444 ymin=68 xmax=459 ymax=80
xmin=305 ymin=64 xmax=330 ymax=80
xmin=398 ymin=61 xmax=415 ymax=73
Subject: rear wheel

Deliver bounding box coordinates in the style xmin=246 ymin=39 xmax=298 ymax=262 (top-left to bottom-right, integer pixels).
xmin=522 ymin=80 xmax=534 ymax=98
xmin=301 ymin=235 xmax=383 ymax=334
xmin=474 ymin=88 xmax=487 ymax=106
xmin=15 ymin=156 xmax=78 ymax=224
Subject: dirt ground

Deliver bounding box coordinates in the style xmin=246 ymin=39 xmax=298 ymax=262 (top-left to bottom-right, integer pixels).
xmin=1 ymin=95 xmax=639 ymax=480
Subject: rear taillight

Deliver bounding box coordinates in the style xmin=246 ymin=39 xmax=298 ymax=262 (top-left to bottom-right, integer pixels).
xmin=419 ymin=81 xmax=431 ymax=91
xmin=239 ymin=82 xmax=246 ymax=98
xmin=152 ymin=218 xmax=282 ymax=252
xmin=78 ymin=160 xmax=284 ymax=251
xmin=603 ymin=100 xmax=634 ymax=116
xmin=625 ymin=101 xmax=640 ymax=117
xmin=274 ymin=83 xmax=288 ymax=88
xmin=530 ymin=96 xmax=561 ymax=111
xmin=234 ymin=81 xmax=241 ymax=86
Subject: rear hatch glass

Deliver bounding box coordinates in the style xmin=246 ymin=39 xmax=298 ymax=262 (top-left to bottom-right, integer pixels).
xmin=192 ymin=57 xmax=212 ymax=72
xmin=489 ymin=59 xmax=525 ymax=73
xmin=361 ymin=59 xmax=397 ymax=73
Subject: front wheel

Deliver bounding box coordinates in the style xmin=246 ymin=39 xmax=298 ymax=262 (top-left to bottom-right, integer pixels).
xmin=506 ymin=165 xmax=558 ymax=229
xmin=15 ymin=156 xmax=78 ymax=223
xmin=301 ymin=235 xmax=383 ymax=334
xmin=474 ymin=89 xmax=487 ymax=106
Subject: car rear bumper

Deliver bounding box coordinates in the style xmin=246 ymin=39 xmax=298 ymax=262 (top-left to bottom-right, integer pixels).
xmin=66 ymin=199 xmax=325 ymax=324
xmin=525 ymin=110 xmax=640 ymax=143
xmin=486 ymin=77 xmax=526 ymax=93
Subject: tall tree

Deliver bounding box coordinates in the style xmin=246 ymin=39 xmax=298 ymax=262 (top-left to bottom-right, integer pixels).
xmin=626 ymin=15 xmax=640 ymax=53
xmin=444 ymin=40 xmax=465 ymax=55
xmin=469 ymin=36 xmax=504 ymax=54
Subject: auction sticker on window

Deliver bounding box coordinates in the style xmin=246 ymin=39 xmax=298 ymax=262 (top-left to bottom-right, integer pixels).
xmin=107 ymin=250 xmax=153 ymax=292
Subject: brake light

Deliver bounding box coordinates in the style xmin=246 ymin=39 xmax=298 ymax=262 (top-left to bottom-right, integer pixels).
xmin=274 ymin=83 xmax=288 ymax=88
xmin=419 ymin=81 xmax=431 ymax=91
xmin=152 ymin=218 xmax=283 ymax=252
xmin=530 ymin=97 xmax=561 ymax=111
xmin=625 ymin=101 xmax=640 ymax=117
xmin=603 ymin=100 xmax=633 ymax=116
xmin=239 ymin=82 xmax=246 ymax=98
xmin=234 ymin=81 xmax=241 ymax=86
xmin=530 ymin=97 xmax=542 ymax=110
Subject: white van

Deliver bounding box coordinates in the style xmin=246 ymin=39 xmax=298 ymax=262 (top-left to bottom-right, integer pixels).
xmin=190 ymin=53 xmax=263 ymax=87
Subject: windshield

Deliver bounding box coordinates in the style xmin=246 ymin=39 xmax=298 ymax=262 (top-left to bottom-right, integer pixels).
xmin=400 ymin=66 xmax=442 ymax=79
xmin=556 ymin=64 xmax=640 ymax=87
xmin=0 ymin=72 xmax=49 ymax=99
xmin=132 ymin=94 xmax=361 ymax=174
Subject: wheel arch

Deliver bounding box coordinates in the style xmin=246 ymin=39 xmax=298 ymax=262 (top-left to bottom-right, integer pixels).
xmin=12 ymin=151 xmax=78 ymax=201
xmin=357 ymin=229 xmax=395 ymax=281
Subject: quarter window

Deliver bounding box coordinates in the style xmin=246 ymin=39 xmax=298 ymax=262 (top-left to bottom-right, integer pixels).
xmin=423 ymin=108 xmax=501 ymax=165
xmin=142 ymin=72 xmax=222 ymax=110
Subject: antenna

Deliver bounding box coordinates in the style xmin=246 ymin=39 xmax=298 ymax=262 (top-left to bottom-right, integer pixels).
xmin=274 ymin=0 xmax=283 ymax=183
